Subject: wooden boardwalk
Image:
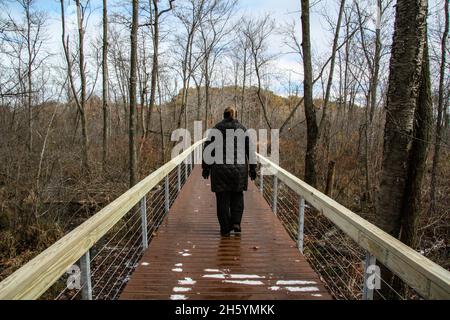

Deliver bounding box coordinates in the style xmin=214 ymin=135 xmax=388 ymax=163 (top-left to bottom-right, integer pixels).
xmin=120 ymin=166 xmax=331 ymax=300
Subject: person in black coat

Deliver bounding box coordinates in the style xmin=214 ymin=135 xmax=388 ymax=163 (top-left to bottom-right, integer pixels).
xmin=202 ymin=107 xmax=257 ymax=236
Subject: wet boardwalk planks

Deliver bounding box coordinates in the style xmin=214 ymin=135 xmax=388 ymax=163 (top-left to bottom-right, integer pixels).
xmin=120 ymin=166 xmax=331 ymax=300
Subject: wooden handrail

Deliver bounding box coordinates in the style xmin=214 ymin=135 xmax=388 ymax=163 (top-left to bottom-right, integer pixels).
xmin=257 ymin=153 xmax=450 ymax=300
xmin=0 ymin=139 xmax=205 ymax=300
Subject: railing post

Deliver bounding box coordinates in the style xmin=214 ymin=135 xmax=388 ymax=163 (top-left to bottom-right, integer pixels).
xmin=184 ymin=158 xmax=188 ymax=181
xmin=177 ymin=165 xmax=181 ymax=192
xmin=140 ymin=196 xmax=148 ymax=250
xmin=165 ymin=175 xmax=170 ymax=213
xmin=80 ymin=251 xmax=92 ymax=300
xmin=272 ymin=175 xmax=278 ymax=214
xmin=298 ymin=197 xmax=305 ymax=253
xmin=259 ymin=168 xmax=264 ymax=194
xmin=362 ymin=252 xmax=377 ymax=300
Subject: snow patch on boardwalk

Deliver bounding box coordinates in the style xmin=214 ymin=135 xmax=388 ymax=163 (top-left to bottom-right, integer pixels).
xmin=203 ymin=274 xmax=226 ymax=279
xmin=269 ymin=286 xmax=281 ymax=291
xmin=173 ymin=287 xmax=192 ymax=293
xmin=285 ymin=286 xmax=320 ymax=292
xmin=178 ymin=277 xmax=196 ymax=285
xmin=224 ymin=280 xmax=264 ymax=285
xmin=276 ymin=280 xmax=316 ymax=285
xmin=229 ymin=274 xmax=265 ymax=279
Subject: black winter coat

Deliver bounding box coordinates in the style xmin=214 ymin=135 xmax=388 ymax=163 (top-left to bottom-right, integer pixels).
xmin=202 ymin=118 xmax=257 ymax=193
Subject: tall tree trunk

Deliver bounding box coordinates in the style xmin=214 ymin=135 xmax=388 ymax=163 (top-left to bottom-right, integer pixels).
xmin=205 ymin=57 xmax=210 ymax=127
xmin=193 ymin=75 xmax=202 ymax=120
xmin=376 ymin=0 xmax=428 ymax=237
xmin=241 ymin=47 xmax=247 ymax=123
xmin=76 ymin=0 xmax=90 ymax=173
xmin=146 ymin=0 xmax=159 ymax=138
xmin=253 ymin=53 xmax=272 ymax=129
xmin=391 ymin=35 xmax=433 ymax=298
xmin=129 ymin=0 xmax=139 ymax=187
xmin=102 ymin=0 xmax=109 ymax=170
xmin=318 ymin=0 xmax=345 ymax=133
xmin=301 ymin=0 xmax=319 ymax=188
xmin=400 ymin=38 xmax=432 ymax=249
xmin=157 ymin=72 xmax=165 ymax=164
xmin=369 ymin=0 xmax=382 ymax=123
xmin=26 ymin=3 xmax=32 ymax=153
xmin=177 ymin=31 xmax=194 ymax=130
xmin=430 ymin=0 xmax=449 ymax=212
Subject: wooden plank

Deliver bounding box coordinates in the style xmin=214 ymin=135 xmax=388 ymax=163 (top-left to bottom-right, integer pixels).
xmin=257 ymin=153 xmax=450 ymax=299
xmin=0 ymin=140 xmax=205 ymax=300
xmin=120 ymin=167 xmax=331 ymax=300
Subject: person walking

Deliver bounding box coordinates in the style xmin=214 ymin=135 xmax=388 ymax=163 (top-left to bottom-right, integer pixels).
xmin=202 ymin=107 xmax=257 ymax=236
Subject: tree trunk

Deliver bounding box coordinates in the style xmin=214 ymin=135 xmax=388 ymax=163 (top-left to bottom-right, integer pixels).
xmin=129 ymin=0 xmax=139 ymax=187
xmin=193 ymin=75 xmax=202 ymax=121
xmin=146 ymin=0 xmax=159 ymax=138
xmin=318 ymin=0 xmax=345 ymax=133
xmin=369 ymin=1 xmax=382 ymax=124
xmin=157 ymin=72 xmax=165 ymax=164
xmin=325 ymin=160 xmax=335 ymax=197
xmin=430 ymin=0 xmax=449 ymax=212
xmin=76 ymin=0 xmax=90 ymax=173
xmin=177 ymin=31 xmax=194 ymax=130
xmin=400 ymin=38 xmax=432 ymax=249
xmin=241 ymin=47 xmax=247 ymax=123
xmin=205 ymin=58 xmax=210 ymax=127
xmin=102 ymin=0 xmax=109 ymax=170
xmin=301 ymin=0 xmax=319 ymax=188
xmin=376 ymin=0 xmax=428 ymax=237
xmin=26 ymin=3 xmax=32 ymax=153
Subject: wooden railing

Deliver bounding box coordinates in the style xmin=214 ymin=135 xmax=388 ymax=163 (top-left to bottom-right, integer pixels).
xmin=0 ymin=139 xmax=204 ymax=300
xmin=257 ymin=153 xmax=450 ymax=300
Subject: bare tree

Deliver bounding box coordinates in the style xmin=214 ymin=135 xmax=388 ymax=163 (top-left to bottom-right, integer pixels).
xmin=198 ymin=0 xmax=236 ymax=126
xmin=430 ymin=0 xmax=449 ymax=212
xmin=376 ymin=0 xmax=430 ymax=248
xmin=60 ymin=0 xmax=90 ymax=173
xmin=174 ymin=0 xmax=207 ymax=130
xmin=242 ymin=15 xmax=275 ymax=129
xmin=318 ymin=0 xmax=345 ymax=134
xmin=301 ymin=0 xmax=319 ymax=187
xmin=102 ymin=0 xmax=109 ymax=170
xmin=4 ymin=1 xmax=47 ymax=152
xmin=129 ymin=0 xmax=139 ymax=187
xmin=142 ymin=0 xmax=174 ymax=138
xmin=353 ymin=0 xmax=392 ymax=202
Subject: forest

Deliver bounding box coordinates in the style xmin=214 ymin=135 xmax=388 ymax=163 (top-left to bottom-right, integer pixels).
xmin=0 ymin=0 xmax=448 ymax=299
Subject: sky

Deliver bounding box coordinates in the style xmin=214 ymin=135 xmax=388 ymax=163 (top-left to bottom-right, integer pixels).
xmin=2 ymin=0 xmax=361 ymax=97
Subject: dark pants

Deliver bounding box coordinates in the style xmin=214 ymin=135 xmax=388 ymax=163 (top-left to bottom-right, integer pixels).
xmin=215 ymin=191 xmax=244 ymax=233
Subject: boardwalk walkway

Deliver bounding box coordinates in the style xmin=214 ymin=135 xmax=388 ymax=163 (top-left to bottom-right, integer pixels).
xmin=120 ymin=166 xmax=331 ymax=300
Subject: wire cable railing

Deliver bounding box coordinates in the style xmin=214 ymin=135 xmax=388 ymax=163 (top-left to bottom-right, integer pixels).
xmin=0 ymin=140 xmax=201 ymax=300
xmin=48 ymin=160 xmax=194 ymax=300
xmin=256 ymin=154 xmax=450 ymax=300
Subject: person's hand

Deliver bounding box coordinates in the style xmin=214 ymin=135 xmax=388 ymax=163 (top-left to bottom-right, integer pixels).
xmin=202 ymin=169 xmax=210 ymax=180
xmin=249 ymin=169 xmax=257 ymax=181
